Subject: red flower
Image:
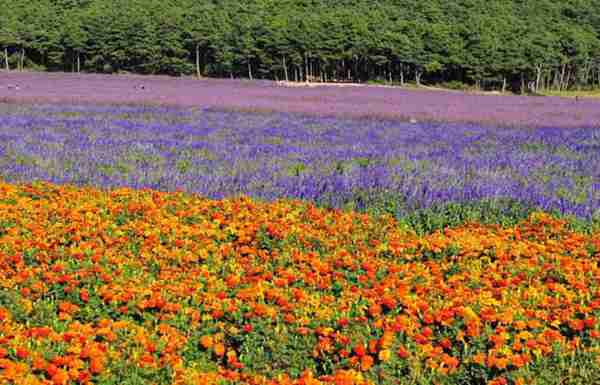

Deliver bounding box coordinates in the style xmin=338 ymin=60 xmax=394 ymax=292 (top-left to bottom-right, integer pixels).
xmin=80 ymin=289 xmax=90 ymax=303
xmin=354 ymin=344 xmax=366 ymax=357
xmin=440 ymin=338 xmax=452 ymax=350
xmin=584 ymin=317 xmax=596 ymax=329
xmin=16 ymin=347 xmax=29 ymax=360
xmin=46 ymin=364 xmax=58 ymax=377
xmin=398 ymin=346 xmax=410 ymax=359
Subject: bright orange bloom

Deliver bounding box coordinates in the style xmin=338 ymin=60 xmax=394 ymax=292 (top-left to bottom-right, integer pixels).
xmin=360 ymin=355 xmax=373 ymax=371
xmin=200 ymin=335 xmax=214 ymax=349
xmin=89 ymin=358 xmax=104 ymax=374
xmin=51 ymin=369 xmax=70 ymax=385
xmin=214 ymin=343 xmax=226 ymax=357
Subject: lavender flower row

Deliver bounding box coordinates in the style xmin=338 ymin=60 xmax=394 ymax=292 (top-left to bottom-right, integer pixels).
xmin=1 ymin=103 xmax=598 ymax=219
xmin=1 ymin=72 xmax=599 ymax=128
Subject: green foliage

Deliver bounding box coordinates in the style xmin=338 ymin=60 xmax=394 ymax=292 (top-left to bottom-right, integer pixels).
xmin=0 ymin=0 xmax=599 ymax=90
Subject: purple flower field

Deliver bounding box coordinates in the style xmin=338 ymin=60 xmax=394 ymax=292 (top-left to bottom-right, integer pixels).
xmin=1 ymin=101 xmax=599 ymax=219
xmin=1 ymin=72 xmax=600 ymax=128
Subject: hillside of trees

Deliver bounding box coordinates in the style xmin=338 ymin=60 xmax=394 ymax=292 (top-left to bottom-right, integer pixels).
xmin=1 ymin=0 xmax=600 ymax=92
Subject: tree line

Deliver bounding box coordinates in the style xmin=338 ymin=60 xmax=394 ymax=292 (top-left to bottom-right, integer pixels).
xmin=1 ymin=0 xmax=600 ymax=92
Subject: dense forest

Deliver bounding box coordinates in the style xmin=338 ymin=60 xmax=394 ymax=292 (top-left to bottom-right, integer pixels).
xmin=1 ymin=0 xmax=600 ymax=92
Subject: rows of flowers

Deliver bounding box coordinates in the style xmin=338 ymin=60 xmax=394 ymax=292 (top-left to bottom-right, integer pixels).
xmin=1 ymin=181 xmax=600 ymax=384
xmin=2 ymin=72 xmax=599 ymax=128
xmin=1 ymin=103 xmax=600 ymax=219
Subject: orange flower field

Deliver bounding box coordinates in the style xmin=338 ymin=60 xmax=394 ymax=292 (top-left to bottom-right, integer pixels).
xmin=1 ymin=181 xmax=600 ymax=385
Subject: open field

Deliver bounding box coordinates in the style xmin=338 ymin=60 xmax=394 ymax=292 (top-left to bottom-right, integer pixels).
xmin=1 ymin=72 xmax=600 ymax=128
xmin=1 ymin=73 xmax=600 ymax=385
xmin=540 ymin=90 xmax=600 ymax=99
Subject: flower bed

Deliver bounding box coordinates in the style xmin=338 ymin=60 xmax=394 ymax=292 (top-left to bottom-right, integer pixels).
xmin=1 ymin=182 xmax=600 ymax=384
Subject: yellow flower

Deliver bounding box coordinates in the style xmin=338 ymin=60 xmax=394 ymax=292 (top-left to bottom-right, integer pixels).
xmin=378 ymin=349 xmax=392 ymax=362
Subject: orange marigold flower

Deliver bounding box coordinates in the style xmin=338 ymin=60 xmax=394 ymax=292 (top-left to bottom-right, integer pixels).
xmin=368 ymin=303 xmax=382 ymax=318
xmin=368 ymin=339 xmax=378 ymax=354
xmin=488 ymin=377 xmax=508 ymax=385
xmin=442 ymin=354 xmax=459 ymax=368
xmin=570 ymin=319 xmax=585 ymax=332
xmin=360 ymin=355 xmax=374 ymax=371
xmin=200 ymin=335 xmax=214 ymax=349
xmin=32 ymin=356 xmax=46 ymax=371
xmin=494 ymin=357 xmax=508 ymax=370
xmin=472 ymin=353 xmax=486 ymax=366
xmin=214 ymin=343 xmax=226 ymax=357
xmin=51 ymin=369 xmax=70 ymax=385
xmin=89 ymin=358 xmax=104 ymax=374
xmin=511 ymin=354 xmax=527 ymax=368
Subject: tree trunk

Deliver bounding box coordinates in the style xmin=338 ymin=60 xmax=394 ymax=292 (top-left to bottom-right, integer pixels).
xmin=559 ymin=63 xmax=566 ymax=91
xmin=4 ymin=48 xmax=9 ymax=71
xmin=304 ymin=52 xmax=309 ymax=82
xmin=415 ymin=69 xmax=422 ymax=86
xmin=581 ymin=60 xmax=591 ymax=86
xmin=282 ymin=56 xmax=288 ymax=82
xmin=564 ymin=68 xmax=572 ymax=90
xmin=399 ymin=64 xmax=404 ymax=86
xmin=195 ymin=44 xmax=201 ymax=79
xmin=535 ymin=64 xmax=543 ymax=92
xmin=77 ymin=52 xmax=81 ymax=73
xmin=247 ymin=60 xmax=253 ymax=80
xmin=20 ymin=48 xmax=25 ymax=71
xmin=502 ymin=76 xmax=507 ymax=93
xmin=520 ymin=73 xmax=525 ymax=94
